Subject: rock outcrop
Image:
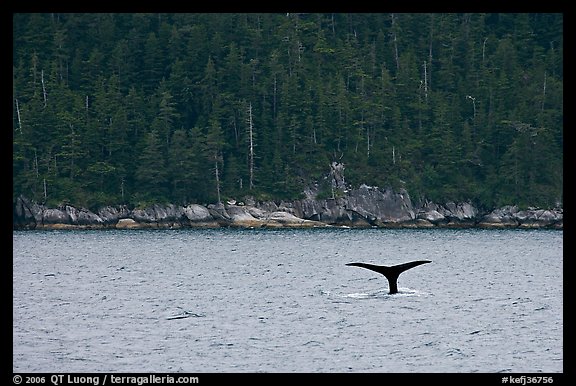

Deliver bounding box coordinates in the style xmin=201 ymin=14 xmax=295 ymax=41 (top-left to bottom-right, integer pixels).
xmin=183 ymin=204 xmax=219 ymax=227
xmin=416 ymin=201 xmax=478 ymax=227
xmin=12 ymin=191 xmax=562 ymax=231
xmin=13 ymin=157 xmax=562 ymax=230
xmin=478 ymin=206 xmax=563 ymax=229
xmin=292 ymin=185 xmax=415 ymax=226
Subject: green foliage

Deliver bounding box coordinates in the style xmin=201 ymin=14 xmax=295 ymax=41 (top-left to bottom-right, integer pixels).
xmin=12 ymin=13 xmax=563 ymax=209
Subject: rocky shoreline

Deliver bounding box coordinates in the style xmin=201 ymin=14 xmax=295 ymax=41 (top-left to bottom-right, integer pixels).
xmin=13 ymin=185 xmax=562 ymax=230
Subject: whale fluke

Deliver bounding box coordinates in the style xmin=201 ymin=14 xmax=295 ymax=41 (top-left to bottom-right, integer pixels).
xmin=346 ymin=260 xmax=431 ymax=294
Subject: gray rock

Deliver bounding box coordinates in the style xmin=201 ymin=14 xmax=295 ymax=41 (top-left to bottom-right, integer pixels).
xmin=183 ymin=204 xmax=214 ymax=223
xmin=277 ymin=201 xmax=296 ymax=214
xmin=417 ymin=209 xmax=445 ymax=223
xmin=346 ymin=185 xmax=415 ymax=224
xmin=130 ymin=208 xmax=155 ymax=223
xmin=65 ymin=205 xmax=103 ymax=225
xmin=293 ymin=185 xmax=415 ymax=225
xmin=42 ymin=208 xmax=70 ymax=224
xmin=442 ymin=202 xmax=478 ymax=221
xmin=131 ymin=204 xmax=184 ymax=223
xmin=515 ymin=208 xmax=563 ymax=228
xmin=77 ymin=208 xmax=104 ymax=225
xmin=98 ymin=206 xmax=131 ymax=224
xmin=13 ymin=195 xmax=43 ymax=227
xmin=263 ymin=211 xmax=326 ymax=228
xmin=12 ymin=189 xmax=562 ymax=230
xmin=479 ymin=206 xmax=519 ymax=227
xmin=256 ymin=201 xmax=279 ymax=213
xmin=322 ymin=197 xmax=352 ymax=223
xmin=207 ymin=202 xmax=232 ymax=224
xmin=330 ymin=161 xmax=347 ymax=192
xmin=226 ymin=205 xmax=264 ymax=227
xmin=293 ymin=199 xmax=324 ymax=220
xmin=116 ymin=218 xmax=140 ymax=229
xmin=245 ymin=206 xmax=267 ymax=219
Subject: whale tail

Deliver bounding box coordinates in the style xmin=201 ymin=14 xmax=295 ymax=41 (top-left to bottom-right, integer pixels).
xmin=346 ymin=260 xmax=431 ymax=294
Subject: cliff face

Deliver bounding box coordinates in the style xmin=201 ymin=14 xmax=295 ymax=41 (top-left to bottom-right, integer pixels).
xmin=12 ymin=190 xmax=563 ymax=231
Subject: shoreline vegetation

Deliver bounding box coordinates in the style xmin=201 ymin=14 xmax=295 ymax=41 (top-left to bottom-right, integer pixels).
xmin=13 ymin=14 xmax=563 ymax=217
xmin=13 ymin=187 xmax=562 ymax=231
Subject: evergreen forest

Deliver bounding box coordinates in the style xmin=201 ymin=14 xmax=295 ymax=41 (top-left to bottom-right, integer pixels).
xmin=12 ymin=13 xmax=563 ymax=210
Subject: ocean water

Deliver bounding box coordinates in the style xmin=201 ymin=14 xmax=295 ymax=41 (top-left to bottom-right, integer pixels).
xmin=13 ymin=228 xmax=563 ymax=373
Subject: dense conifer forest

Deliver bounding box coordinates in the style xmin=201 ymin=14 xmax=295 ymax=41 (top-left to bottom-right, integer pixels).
xmin=12 ymin=13 xmax=563 ymax=210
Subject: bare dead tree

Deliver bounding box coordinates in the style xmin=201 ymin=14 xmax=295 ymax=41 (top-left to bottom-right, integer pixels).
xmin=482 ymin=37 xmax=488 ymax=66
xmin=428 ymin=14 xmax=434 ymax=91
xmin=41 ymin=69 xmax=47 ymax=108
xmin=247 ymin=102 xmax=255 ymax=190
xmin=214 ymin=154 xmax=221 ymax=204
xmin=541 ymin=71 xmax=547 ymax=112
xmin=391 ymin=14 xmax=400 ymax=72
xmin=33 ymin=149 xmax=39 ymax=178
xmin=331 ymin=13 xmax=336 ymax=37
xmin=273 ymin=73 xmax=277 ymax=118
xmin=366 ymin=126 xmax=370 ymax=159
xmin=466 ymin=95 xmax=476 ymax=119
xmin=15 ymin=98 xmax=22 ymax=134
xmin=423 ymin=61 xmax=428 ymax=101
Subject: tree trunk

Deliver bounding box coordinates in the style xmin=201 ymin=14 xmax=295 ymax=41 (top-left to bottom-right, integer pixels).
xmin=391 ymin=14 xmax=400 ymax=72
xmin=214 ymin=156 xmax=221 ymax=204
xmin=41 ymin=69 xmax=47 ymax=108
xmin=15 ymin=98 xmax=22 ymax=133
xmin=423 ymin=61 xmax=428 ymax=101
xmin=248 ymin=102 xmax=255 ymax=190
xmin=541 ymin=71 xmax=547 ymax=112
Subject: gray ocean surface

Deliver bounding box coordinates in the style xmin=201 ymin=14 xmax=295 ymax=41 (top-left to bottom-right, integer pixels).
xmin=13 ymin=228 xmax=563 ymax=373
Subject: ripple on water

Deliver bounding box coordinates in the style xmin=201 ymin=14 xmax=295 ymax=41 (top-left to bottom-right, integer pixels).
xmin=13 ymin=228 xmax=562 ymax=372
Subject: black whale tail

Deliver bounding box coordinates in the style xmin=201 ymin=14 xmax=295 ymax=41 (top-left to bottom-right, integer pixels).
xmin=346 ymin=260 xmax=431 ymax=294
